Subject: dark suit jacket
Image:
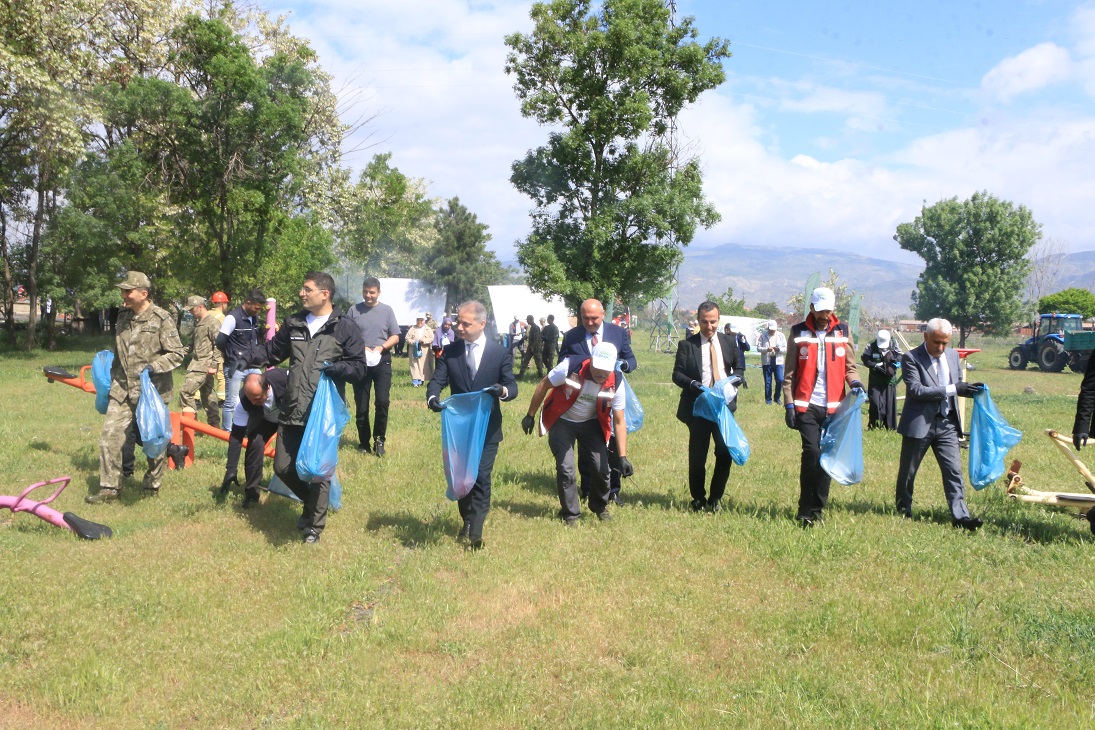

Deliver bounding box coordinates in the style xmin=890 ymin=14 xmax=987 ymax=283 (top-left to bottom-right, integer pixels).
xmin=896 ymin=343 xmax=962 ymax=440
xmin=559 ymin=321 xmax=637 ymax=372
xmin=427 ymin=338 xmax=518 ymax=444
xmin=240 ymin=368 xmax=288 ymax=432
xmin=1074 ymin=351 xmax=1095 ymax=437
xmin=672 ymin=332 xmax=741 ymax=423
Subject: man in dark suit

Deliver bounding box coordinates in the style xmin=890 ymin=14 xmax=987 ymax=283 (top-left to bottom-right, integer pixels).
xmin=558 ymin=298 xmax=638 ymax=504
xmin=427 ymin=300 xmax=518 ymax=550
xmin=220 ymin=368 xmax=288 ymax=507
xmin=673 ymin=301 xmax=743 ymax=512
xmin=896 ymin=317 xmax=985 ymax=530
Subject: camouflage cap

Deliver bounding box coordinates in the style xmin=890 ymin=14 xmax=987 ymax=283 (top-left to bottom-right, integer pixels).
xmin=185 ymin=295 xmax=207 ymax=309
xmin=116 ymin=271 xmax=151 ymax=290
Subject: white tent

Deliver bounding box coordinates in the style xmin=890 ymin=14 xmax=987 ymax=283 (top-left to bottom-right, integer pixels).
xmin=719 ymin=315 xmax=768 ymax=350
xmin=371 ymin=279 xmax=448 ymax=327
xmin=487 ymin=285 xmax=572 ymax=332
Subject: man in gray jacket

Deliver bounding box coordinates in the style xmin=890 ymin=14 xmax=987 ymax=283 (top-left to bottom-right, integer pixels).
xmin=895 ymin=318 xmax=984 ymax=530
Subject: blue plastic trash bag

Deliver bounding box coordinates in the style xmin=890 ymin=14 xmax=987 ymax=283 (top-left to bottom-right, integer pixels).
xmin=136 ymin=369 xmax=172 ymax=459
xmin=819 ymin=389 xmax=867 ymax=485
xmin=296 ymin=373 xmax=350 ymax=482
xmin=268 ymin=472 xmax=343 ymax=511
xmin=692 ymin=377 xmax=750 ymax=465
xmin=617 ymin=372 xmax=644 ymax=433
xmin=969 ymin=385 xmax=1022 ymax=489
xmin=91 ymin=350 xmax=114 ymax=414
xmin=440 ymin=389 xmax=493 ymax=500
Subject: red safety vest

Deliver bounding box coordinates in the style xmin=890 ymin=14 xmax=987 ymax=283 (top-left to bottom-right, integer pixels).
xmin=790 ymin=314 xmax=851 ymax=414
xmin=539 ymin=359 xmax=617 ymax=442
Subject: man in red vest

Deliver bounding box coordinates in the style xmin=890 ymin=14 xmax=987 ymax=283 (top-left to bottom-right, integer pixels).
xmin=522 ymin=342 xmax=633 ymax=524
xmin=782 ymin=287 xmax=863 ymax=527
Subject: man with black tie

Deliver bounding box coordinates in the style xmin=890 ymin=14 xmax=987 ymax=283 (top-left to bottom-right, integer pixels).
xmin=559 ymin=298 xmax=637 ymax=503
xmin=672 ymin=301 xmax=743 ymax=513
xmin=427 ymin=300 xmax=518 ymax=550
xmin=896 ymin=317 xmax=985 ymax=530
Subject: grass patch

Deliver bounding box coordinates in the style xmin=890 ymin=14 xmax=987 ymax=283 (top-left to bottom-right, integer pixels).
xmin=0 ymin=334 xmax=1093 ymax=727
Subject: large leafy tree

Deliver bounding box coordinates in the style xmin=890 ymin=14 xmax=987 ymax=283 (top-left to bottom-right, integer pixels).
xmin=703 ymin=286 xmax=748 ymax=316
xmin=505 ymin=0 xmax=728 ymax=310
xmin=1038 ymin=288 xmax=1095 ymax=320
xmin=895 ymin=191 xmax=1040 ymax=347
xmin=422 ymin=197 xmax=517 ymax=310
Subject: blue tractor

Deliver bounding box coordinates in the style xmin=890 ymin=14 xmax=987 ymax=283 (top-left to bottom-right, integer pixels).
xmin=1008 ymin=313 xmax=1084 ymax=372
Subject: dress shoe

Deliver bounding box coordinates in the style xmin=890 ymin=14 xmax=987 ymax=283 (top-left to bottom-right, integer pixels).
xmin=797 ymin=515 xmax=816 ymax=528
xmin=563 ymin=516 xmax=579 ymax=527
xmin=469 ymin=538 xmax=484 ymax=550
xmin=356 ymin=444 xmax=371 ymax=455
xmin=952 ymin=516 xmax=983 ymax=532
xmin=898 ymin=510 xmax=913 ymax=520
xmin=373 ymin=439 xmax=386 ymax=457
xmin=241 ymin=490 xmax=260 ymax=509
xmin=458 ymin=521 xmax=470 ymax=541
xmin=691 ymin=499 xmax=706 ymax=513
xmin=303 ymin=530 xmax=320 ymax=544
xmin=85 ymin=487 xmax=119 ymax=504
xmin=708 ymin=499 xmax=722 ymax=514
xmin=608 ymin=492 xmax=622 ymax=506
xmin=597 ymin=510 xmax=612 ymax=522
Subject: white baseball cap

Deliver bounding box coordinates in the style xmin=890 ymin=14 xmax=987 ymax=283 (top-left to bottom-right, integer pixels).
xmin=590 ymin=342 xmax=618 ymax=371
xmin=767 ymin=319 xmax=777 ymax=330
xmin=811 ymin=287 xmax=836 ymax=311
xmin=876 ymin=329 xmax=891 ymax=348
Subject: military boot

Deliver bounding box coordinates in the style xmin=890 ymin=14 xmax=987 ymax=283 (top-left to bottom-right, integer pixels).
xmin=85 ymin=487 xmax=119 ymax=504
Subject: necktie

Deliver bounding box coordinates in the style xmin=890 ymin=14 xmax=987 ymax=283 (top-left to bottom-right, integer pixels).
xmin=467 ymin=342 xmax=477 ymax=380
xmin=935 ymin=357 xmax=949 ymax=417
xmin=590 ymin=332 xmax=599 ymax=350
xmin=708 ymin=337 xmax=718 ymax=386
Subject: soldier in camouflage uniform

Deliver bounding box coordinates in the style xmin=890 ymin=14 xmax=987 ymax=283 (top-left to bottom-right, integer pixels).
xmin=179 ymin=295 xmax=223 ymax=428
xmin=86 ymin=272 xmax=187 ymax=504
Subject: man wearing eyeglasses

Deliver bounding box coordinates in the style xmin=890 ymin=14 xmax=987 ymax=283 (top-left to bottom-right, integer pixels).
xmin=246 ymin=272 xmax=366 ymax=543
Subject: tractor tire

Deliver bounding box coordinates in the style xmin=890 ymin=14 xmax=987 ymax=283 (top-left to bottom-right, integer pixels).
xmin=1038 ymin=340 xmax=1067 ymax=372
xmin=1069 ymin=352 xmax=1091 ymax=374
xmin=1008 ymin=347 xmax=1028 ymax=370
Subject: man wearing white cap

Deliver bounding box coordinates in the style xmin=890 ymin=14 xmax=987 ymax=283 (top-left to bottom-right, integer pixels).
xmin=861 ymin=328 xmax=901 ymax=430
xmin=782 ymin=287 xmax=863 ymax=526
xmin=522 ymin=341 xmax=631 ymax=523
xmin=757 ymin=320 xmax=787 ymax=406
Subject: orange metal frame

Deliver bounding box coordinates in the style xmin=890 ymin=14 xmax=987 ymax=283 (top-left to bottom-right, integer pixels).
xmin=43 ymin=367 xmax=276 ymax=468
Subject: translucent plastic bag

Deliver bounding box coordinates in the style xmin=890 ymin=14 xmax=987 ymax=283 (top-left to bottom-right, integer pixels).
xmin=268 ymin=472 xmax=343 ymax=511
xmin=91 ymin=350 xmax=114 ymax=415
xmin=692 ymin=377 xmax=750 ymax=465
xmin=617 ymin=372 xmax=644 ymax=433
xmin=136 ymin=369 xmax=172 ymax=459
xmin=969 ymin=385 xmax=1022 ymax=489
xmin=295 ymin=373 xmax=351 ymax=482
xmin=819 ymin=389 xmax=867 ymax=485
xmin=440 ymin=389 xmax=493 ymax=500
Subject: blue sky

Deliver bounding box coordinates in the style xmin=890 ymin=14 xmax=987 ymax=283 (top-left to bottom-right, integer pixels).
xmin=270 ymin=0 xmax=1095 ymax=264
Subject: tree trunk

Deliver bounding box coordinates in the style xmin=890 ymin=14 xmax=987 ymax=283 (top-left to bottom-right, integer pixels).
xmin=23 ymin=181 xmax=46 ymax=351
xmin=0 ymin=207 xmax=15 ymax=343
xmin=959 ymin=325 xmax=968 ymax=349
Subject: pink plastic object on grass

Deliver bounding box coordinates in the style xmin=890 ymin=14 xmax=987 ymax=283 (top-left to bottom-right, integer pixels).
xmin=0 ymin=476 xmax=113 ymax=540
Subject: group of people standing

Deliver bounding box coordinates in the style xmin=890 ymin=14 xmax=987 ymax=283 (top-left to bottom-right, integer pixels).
xmin=85 ymin=271 xmax=1012 ymax=546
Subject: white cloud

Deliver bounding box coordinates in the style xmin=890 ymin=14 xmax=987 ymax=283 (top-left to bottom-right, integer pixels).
xmin=779 ymin=86 xmax=890 ymax=132
xmin=980 ymin=42 xmax=1073 ymax=102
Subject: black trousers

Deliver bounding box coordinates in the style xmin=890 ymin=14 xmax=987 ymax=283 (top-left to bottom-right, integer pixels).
xmin=353 ymin=359 xmax=392 ymax=445
xmin=273 ymin=424 xmax=330 ymax=534
xmin=458 ymin=441 xmax=499 ymax=542
xmin=226 ymin=420 xmax=279 ymax=493
xmin=867 ymin=382 xmax=898 ymax=430
xmin=797 ymin=404 xmax=831 ymax=519
xmin=688 ymin=417 xmax=732 ymax=505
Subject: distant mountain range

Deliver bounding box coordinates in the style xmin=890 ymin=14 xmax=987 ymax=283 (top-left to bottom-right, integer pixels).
xmin=503 ymin=243 xmax=1095 ymax=319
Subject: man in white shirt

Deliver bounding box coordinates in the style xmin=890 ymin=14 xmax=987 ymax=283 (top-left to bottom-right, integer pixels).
xmin=757 ymin=320 xmax=787 ymax=406
xmin=522 ymin=342 xmax=632 ymax=524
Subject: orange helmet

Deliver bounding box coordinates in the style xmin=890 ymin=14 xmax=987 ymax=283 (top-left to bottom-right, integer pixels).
xmin=211 ymin=291 xmax=229 ymax=304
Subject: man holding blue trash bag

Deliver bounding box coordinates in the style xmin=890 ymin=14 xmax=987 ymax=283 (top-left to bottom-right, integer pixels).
xmin=673 ymin=301 xmax=744 ymax=513
xmin=427 ymin=300 xmax=518 ymax=550
xmin=782 ymin=287 xmax=863 ymax=527
xmin=895 ymin=318 xmax=986 ymax=531
xmin=87 ymin=271 xmax=187 ymax=504
xmin=246 ymin=272 xmax=366 ymax=543
xmin=523 ymin=341 xmax=631 ymax=525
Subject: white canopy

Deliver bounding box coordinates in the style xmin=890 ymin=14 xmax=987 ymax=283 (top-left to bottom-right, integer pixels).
xmin=487 ymin=285 xmax=572 ymax=332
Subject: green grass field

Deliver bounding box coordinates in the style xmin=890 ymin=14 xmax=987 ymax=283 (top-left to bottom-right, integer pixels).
xmin=1 ymin=333 xmax=1093 ymax=728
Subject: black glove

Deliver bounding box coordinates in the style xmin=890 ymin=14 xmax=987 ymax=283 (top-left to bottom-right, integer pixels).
xmin=955 ymin=381 xmax=984 ymax=397
xmin=321 ymin=361 xmax=351 ymax=380
xmin=1074 ymin=432 xmax=1088 ymax=451
xmin=726 ymin=374 xmax=743 ymax=388
xmin=618 ymin=361 xmax=630 ymax=373
xmin=427 ymin=396 xmax=446 ymax=413
xmin=521 ymin=414 xmax=535 ymax=435
xmin=618 ymin=456 xmax=634 ymax=478
xmin=486 ymin=384 xmax=505 ymax=399
xmin=850 ymin=380 xmax=864 ymax=393
xmin=689 ymin=380 xmax=704 ymax=395
xmin=785 ymin=407 xmax=798 ymax=430
xmin=142 ymin=366 xmax=154 ymax=377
